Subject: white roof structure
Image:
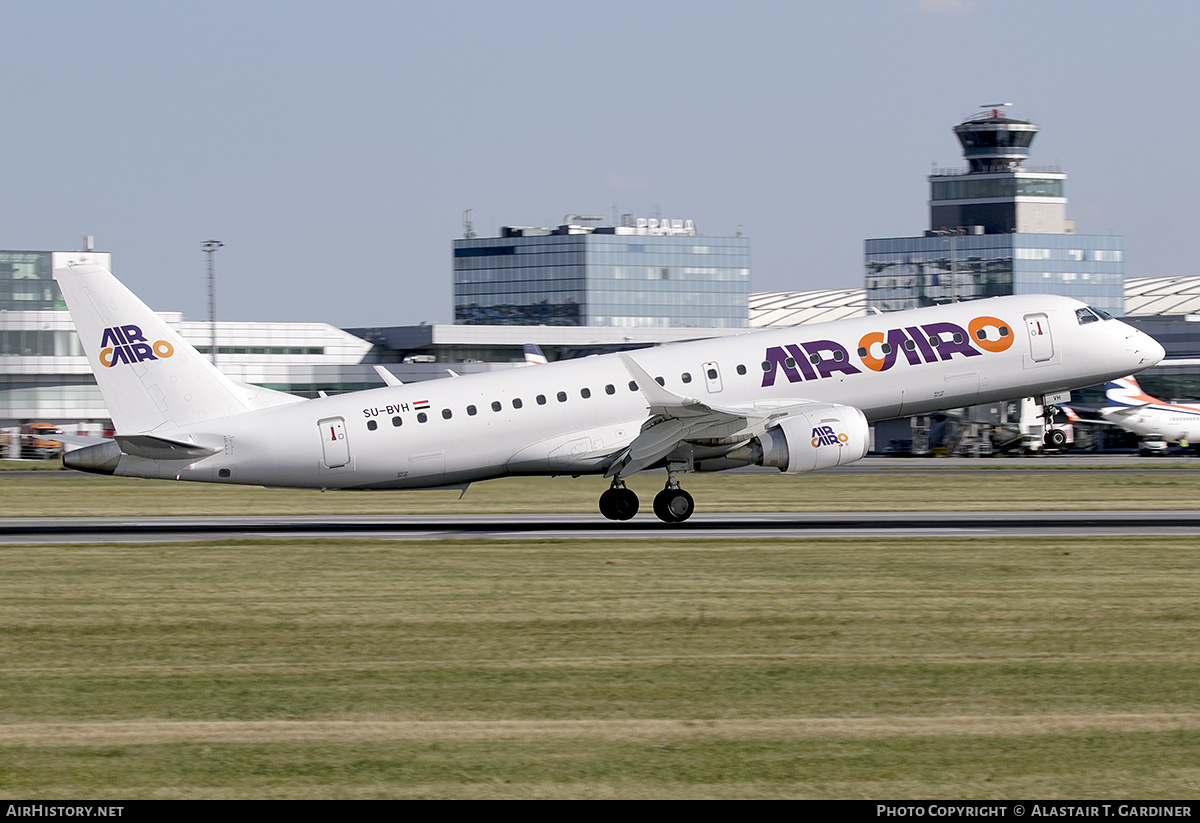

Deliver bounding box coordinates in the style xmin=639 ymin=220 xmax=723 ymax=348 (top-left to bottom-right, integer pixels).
xmin=749 ymin=288 xmax=867 ymax=328
xmin=749 ymin=277 xmax=1200 ymax=328
xmin=1124 ymin=276 xmax=1200 ymax=317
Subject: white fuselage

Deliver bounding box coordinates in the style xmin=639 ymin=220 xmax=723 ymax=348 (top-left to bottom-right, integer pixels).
xmin=106 ymin=294 xmax=1161 ymax=489
xmin=1102 ymin=404 xmax=1200 ymax=444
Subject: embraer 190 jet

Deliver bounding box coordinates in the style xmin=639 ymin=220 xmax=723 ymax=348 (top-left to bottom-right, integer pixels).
xmin=59 ymin=265 xmax=1163 ymax=522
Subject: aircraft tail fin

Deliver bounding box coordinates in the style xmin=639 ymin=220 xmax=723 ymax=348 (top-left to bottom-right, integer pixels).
xmin=54 ymin=264 xmax=255 ymax=434
xmin=1105 ymin=375 xmax=1160 ymax=408
xmin=523 ymin=343 xmax=548 ymax=366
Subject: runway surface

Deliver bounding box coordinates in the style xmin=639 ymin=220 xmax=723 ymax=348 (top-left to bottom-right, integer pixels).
xmin=3 ymin=510 xmax=1200 ymax=543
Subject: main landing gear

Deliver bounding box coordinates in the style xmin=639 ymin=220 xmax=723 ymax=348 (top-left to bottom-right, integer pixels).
xmin=598 ymin=479 xmax=639 ymax=521
xmin=600 ymin=470 xmax=695 ymax=524
xmin=653 ymin=471 xmax=694 ymax=523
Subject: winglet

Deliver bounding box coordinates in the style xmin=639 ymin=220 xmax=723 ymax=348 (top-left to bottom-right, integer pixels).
xmin=619 ymin=352 xmax=703 ymax=410
xmin=373 ymin=365 xmax=404 ymax=386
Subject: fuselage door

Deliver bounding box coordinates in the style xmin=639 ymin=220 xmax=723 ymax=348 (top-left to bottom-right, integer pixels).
xmin=1024 ymin=313 xmax=1054 ymax=362
xmin=318 ymin=416 xmax=350 ymax=468
xmin=702 ymin=361 xmax=723 ymax=393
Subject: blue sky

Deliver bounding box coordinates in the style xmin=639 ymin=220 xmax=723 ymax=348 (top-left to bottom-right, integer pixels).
xmin=4 ymin=0 xmax=1197 ymax=326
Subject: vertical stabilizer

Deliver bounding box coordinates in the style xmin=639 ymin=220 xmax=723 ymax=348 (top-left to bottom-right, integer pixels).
xmin=54 ymin=264 xmax=252 ymax=434
xmin=1105 ymin=376 xmax=1159 ymax=408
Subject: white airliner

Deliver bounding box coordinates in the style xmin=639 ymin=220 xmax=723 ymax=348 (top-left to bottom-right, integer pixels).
xmin=1063 ymin=375 xmax=1200 ymax=448
xmin=58 ymin=265 xmax=1163 ymax=522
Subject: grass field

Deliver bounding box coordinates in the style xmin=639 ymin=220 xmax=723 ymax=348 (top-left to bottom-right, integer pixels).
xmin=1 ymin=471 xmax=1199 ymax=798
xmin=4 ymin=465 xmax=1200 ymax=516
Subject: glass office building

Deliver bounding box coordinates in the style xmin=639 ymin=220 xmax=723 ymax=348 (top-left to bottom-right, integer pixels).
xmin=866 ymin=107 xmax=1124 ymax=315
xmin=454 ymin=220 xmax=750 ymax=328
xmin=865 ymin=233 xmax=1124 ymax=315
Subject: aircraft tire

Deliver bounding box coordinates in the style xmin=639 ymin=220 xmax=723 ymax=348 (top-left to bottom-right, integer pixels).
xmin=1044 ymin=428 xmax=1067 ymax=449
xmin=654 ymin=488 xmax=694 ymax=523
xmin=600 ymin=487 xmax=639 ymax=521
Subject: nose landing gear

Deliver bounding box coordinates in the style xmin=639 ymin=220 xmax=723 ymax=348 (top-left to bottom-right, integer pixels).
xmin=1042 ymin=402 xmax=1067 ymax=449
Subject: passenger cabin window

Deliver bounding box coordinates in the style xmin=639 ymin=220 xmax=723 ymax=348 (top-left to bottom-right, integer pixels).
xmin=367 ymin=420 xmax=377 ymax=431
xmin=466 ymin=405 xmax=477 ymax=416
xmin=655 ymin=376 xmax=665 ymax=386
xmin=491 ymin=401 xmax=502 ymax=412
xmin=628 ymin=381 xmax=638 ymax=391
xmin=537 ymin=394 xmax=547 ymax=405
xmin=557 ymin=391 xmax=567 ymax=402
xmin=512 ymin=398 xmax=523 ymax=409
xmin=392 ymin=416 xmax=403 ymax=427
xmin=736 ymin=364 xmax=747 ymax=375
xmin=681 ymin=373 xmax=692 ymax=383
xmin=580 ymin=388 xmax=591 ymax=399
xmin=442 ymin=409 xmax=453 ymax=419
xmin=605 ymin=384 xmax=615 ymax=395
xmin=417 ymin=412 xmax=428 ymax=423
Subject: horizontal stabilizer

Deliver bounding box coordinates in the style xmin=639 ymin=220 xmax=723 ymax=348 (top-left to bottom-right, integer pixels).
xmin=114 ymin=434 xmax=223 ymax=460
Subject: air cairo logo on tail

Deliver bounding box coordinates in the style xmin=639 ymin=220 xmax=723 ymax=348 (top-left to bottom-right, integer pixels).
xmin=98 ymin=325 xmax=174 ymax=368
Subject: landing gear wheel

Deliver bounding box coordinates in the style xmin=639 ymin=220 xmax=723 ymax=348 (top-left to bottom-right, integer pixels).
xmin=1044 ymin=428 xmax=1067 ymax=449
xmin=653 ymin=487 xmax=695 ymax=523
xmin=599 ymin=487 xmax=639 ymax=521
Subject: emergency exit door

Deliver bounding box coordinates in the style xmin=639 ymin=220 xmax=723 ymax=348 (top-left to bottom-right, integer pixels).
xmin=318 ymin=417 xmax=350 ymax=468
xmin=1024 ymin=313 xmax=1054 ymax=362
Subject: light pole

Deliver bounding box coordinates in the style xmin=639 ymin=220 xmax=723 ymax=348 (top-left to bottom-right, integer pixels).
xmin=201 ymin=239 xmax=223 ymax=365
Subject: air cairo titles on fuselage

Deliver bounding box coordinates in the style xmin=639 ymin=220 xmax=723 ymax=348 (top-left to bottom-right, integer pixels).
xmin=761 ymin=314 xmax=1013 ymax=387
xmin=98 ymin=325 xmax=174 ymax=368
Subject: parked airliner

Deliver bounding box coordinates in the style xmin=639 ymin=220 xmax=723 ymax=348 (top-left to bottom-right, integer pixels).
xmin=59 ymin=265 xmax=1163 ymax=522
xmin=1063 ymin=375 xmax=1200 ymax=448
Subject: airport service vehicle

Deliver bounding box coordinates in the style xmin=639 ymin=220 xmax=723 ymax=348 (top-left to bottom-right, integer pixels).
xmin=18 ymin=423 xmax=64 ymax=459
xmin=58 ymin=264 xmax=1163 ymax=522
xmin=1138 ymin=433 xmax=1170 ymax=457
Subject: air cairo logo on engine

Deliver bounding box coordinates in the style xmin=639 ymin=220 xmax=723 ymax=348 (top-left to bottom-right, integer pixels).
xmin=812 ymin=425 xmax=849 ymax=448
xmin=98 ymin=324 xmax=174 ymax=368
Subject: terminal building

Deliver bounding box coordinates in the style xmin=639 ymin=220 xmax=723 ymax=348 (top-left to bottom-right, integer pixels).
xmin=865 ymin=106 xmax=1124 ymax=317
xmin=453 ymin=216 xmax=750 ymax=328
xmin=0 ymin=248 xmax=378 ymax=431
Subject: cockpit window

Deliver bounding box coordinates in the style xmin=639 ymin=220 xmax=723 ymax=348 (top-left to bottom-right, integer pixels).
xmin=1076 ymin=307 xmax=1100 ymax=325
xmin=1089 ymin=306 xmax=1114 ymax=320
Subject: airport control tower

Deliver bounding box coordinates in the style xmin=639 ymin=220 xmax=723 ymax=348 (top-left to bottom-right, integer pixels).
xmin=930 ymin=106 xmax=1067 ymax=234
xmin=866 ymin=105 xmax=1124 ymax=314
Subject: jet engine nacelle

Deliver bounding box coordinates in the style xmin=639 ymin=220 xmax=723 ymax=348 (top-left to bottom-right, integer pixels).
xmin=693 ymin=403 xmax=870 ymax=474
xmin=758 ymin=404 xmax=869 ymax=473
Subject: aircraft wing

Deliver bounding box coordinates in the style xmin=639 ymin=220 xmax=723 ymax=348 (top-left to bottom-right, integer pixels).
xmin=1104 ymin=402 xmax=1151 ymax=420
xmin=607 ymin=353 xmax=837 ymax=477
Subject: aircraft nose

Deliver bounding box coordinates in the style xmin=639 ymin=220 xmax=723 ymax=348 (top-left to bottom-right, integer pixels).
xmin=1131 ymin=329 xmax=1165 ymax=368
